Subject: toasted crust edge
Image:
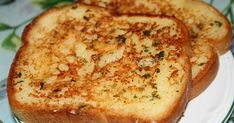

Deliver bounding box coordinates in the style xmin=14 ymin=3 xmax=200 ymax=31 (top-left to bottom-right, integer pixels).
xmin=7 ymin=4 xmax=192 ymax=123
xmin=190 ymin=47 xmax=219 ymax=99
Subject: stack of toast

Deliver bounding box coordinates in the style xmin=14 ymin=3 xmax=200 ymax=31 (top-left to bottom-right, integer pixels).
xmin=7 ymin=0 xmax=232 ymax=122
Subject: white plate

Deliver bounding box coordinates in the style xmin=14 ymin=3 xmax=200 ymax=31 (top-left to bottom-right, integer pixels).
xmin=180 ymin=52 xmax=234 ymax=123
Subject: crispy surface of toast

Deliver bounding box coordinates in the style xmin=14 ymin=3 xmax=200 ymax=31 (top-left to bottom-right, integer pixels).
xmin=8 ymin=4 xmax=191 ymax=123
xmin=80 ymin=0 xmax=222 ymax=99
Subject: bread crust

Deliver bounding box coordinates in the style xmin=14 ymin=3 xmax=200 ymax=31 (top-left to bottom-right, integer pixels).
xmin=8 ymin=4 xmax=192 ymax=123
xmin=190 ymin=47 xmax=219 ymax=99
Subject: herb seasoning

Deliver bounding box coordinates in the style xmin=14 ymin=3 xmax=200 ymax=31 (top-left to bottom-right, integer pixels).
xmin=198 ymin=62 xmax=205 ymax=66
xmin=83 ymin=58 xmax=88 ymax=63
xmin=191 ymin=30 xmax=198 ymax=38
xmin=91 ymin=54 xmax=100 ymax=62
xmin=144 ymin=48 xmax=149 ymax=52
xmin=40 ymin=82 xmax=44 ymax=90
xmin=133 ymin=95 xmax=137 ymax=98
xmin=152 ymin=83 xmax=157 ymax=89
xmin=83 ymin=16 xmax=89 ymax=21
xmin=71 ymin=79 xmax=76 ymax=82
xmin=155 ymin=51 xmax=165 ymax=61
xmin=53 ymin=88 xmax=61 ymax=92
xmin=143 ymin=30 xmax=151 ymax=36
xmin=116 ymin=35 xmax=126 ymax=43
xmin=156 ymin=68 xmax=160 ymax=73
xmin=113 ymin=94 xmax=119 ymax=97
xmin=112 ymin=83 xmax=117 ymax=88
xmin=17 ymin=72 xmax=22 ymax=78
xmin=78 ymin=104 xmax=87 ymax=110
xmin=152 ymin=91 xmax=160 ymax=99
xmin=142 ymin=73 xmax=151 ymax=79
xmin=152 ymin=42 xmax=160 ymax=47
xmin=14 ymin=80 xmax=24 ymax=85
xmin=71 ymin=6 xmax=77 ymax=9
xmin=197 ymin=23 xmax=203 ymax=30
xmin=214 ymin=20 xmax=222 ymax=27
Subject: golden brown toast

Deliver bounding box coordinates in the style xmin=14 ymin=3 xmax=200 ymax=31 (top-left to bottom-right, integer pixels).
xmin=81 ymin=0 xmax=232 ymax=54
xmin=80 ymin=0 xmax=224 ymax=99
xmin=8 ymin=4 xmax=191 ymax=123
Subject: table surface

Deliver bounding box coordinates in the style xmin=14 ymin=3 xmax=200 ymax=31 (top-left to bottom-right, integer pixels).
xmin=0 ymin=0 xmax=233 ymax=123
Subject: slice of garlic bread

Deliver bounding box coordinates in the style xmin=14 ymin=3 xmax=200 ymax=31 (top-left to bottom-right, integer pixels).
xmin=80 ymin=0 xmax=222 ymax=99
xmin=8 ymin=4 xmax=191 ymax=123
xmin=81 ymin=0 xmax=232 ymax=54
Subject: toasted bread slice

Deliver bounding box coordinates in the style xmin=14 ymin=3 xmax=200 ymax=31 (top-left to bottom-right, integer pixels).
xmin=81 ymin=0 xmax=232 ymax=54
xmin=80 ymin=0 xmax=221 ymax=99
xmin=8 ymin=4 xmax=191 ymax=123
